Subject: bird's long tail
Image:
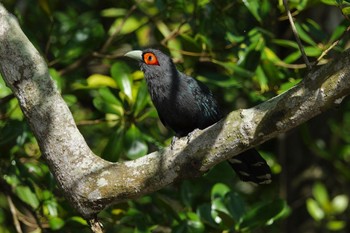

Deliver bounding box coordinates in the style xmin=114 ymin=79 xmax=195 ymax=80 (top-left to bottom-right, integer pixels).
xmin=228 ymin=149 xmax=272 ymax=184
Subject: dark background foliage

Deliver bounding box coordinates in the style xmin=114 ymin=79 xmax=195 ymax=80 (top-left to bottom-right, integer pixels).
xmin=1 ymin=0 xmax=350 ymax=232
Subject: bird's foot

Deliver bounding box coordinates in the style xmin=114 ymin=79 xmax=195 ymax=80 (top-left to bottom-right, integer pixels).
xmin=171 ymin=130 xmax=197 ymax=150
xmin=171 ymin=136 xmax=179 ymax=150
xmin=186 ymin=131 xmax=194 ymax=144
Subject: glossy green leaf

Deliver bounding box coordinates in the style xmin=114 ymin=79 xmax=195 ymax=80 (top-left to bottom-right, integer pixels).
xmin=111 ymin=62 xmax=133 ymax=102
xmin=133 ymin=80 xmax=150 ymax=117
xmin=211 ymin=197 xmax=231 ymax=217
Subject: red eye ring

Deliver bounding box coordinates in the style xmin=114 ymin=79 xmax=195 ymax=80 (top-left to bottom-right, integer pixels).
xmin=143 ymin=52 xmax=159 ymax=65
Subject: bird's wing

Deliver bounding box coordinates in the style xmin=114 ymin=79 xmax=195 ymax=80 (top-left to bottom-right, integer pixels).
xmin=187 ymin=77 xmax=223 ymax=124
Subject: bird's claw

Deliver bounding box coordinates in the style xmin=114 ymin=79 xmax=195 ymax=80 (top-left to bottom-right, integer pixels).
xmin=171 ymin=136 xmax=178 ymax=150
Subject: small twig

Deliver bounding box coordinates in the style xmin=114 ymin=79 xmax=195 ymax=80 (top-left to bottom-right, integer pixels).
xmin=89 ymin=216 xmax=104 ymax=233
xmin=58 ymin=53 xmax=92 ymax=76
xmin=76 ymin=118 xmax=118 ymax=126
xmin=315 ymin=25 xmax=350 ymax=65
xmin=160 ymin=20 xmax=188 ymax=46
xmin=283 ymin=0 xmax=312 ymax=70
xmin=100 ymin=5 xmax=137 ymax=53
xmin=7 ymin=195 xmax=23 ymax=233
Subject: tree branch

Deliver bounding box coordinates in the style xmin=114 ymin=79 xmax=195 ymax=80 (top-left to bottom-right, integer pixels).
xmin=1 ymin=3 xmax=350 ymax=222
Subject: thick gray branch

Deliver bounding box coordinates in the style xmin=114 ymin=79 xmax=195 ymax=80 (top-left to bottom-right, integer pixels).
xmin=1 ymin=4 xmax=350 ymax=219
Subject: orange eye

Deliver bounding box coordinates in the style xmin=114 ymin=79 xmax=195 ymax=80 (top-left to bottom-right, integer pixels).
xmin=143 ymin=52 xmax=159 ymax=65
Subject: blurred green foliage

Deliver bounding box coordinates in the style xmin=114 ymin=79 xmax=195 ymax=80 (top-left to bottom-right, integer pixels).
xmin=1 ymin=0 xmax=350 ymax=232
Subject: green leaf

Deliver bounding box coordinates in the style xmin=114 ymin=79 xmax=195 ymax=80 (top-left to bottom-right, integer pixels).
xmin=111 ymin=62 xmax=133 ymax=101
xmin=49 ymin=217 xmax=65 ymax=230
xmin=306 ymin=198 xmax=325 ymax=221
xmin=180 ymin=181 xmax=196 ymax=207
xmin=331 ymin=194 xmax=349 ymax=214
xmin=133 ymin=80 xmax=150 ymax=117
xmin=102 ymin=127 xmax=124 ymax=162
xmin=15 ymin=186 xmax=39 ymax=209
xmin=278 ymin=79 xmax=302 ymax=94
xmin=312 ymin=182 xmax=330 ymax=210
xmin=98 ymin=88 xmax=123 ymax=106
xmin=327 ymin=220 xmax=346 ymax=231
xmin=211 ymin=183 xmax=230 ymax=199
xmin=225 ymin=192 xmax=246 ymax=222
xmin=67 ymin=216 xmax=88 ymax=226
xmin=93 ymin=96 xmax=123 ymax=116
xmin=125 ymin=124 xmax=148 ymax=160
xmin=321 ymin=0 xmax=340 ymax=5
xmin=272 ymin=39 xmax=299 ymax=49
xmin=108 ymin=16 xmax=146 ymax=35
xmin=242 ymin=0 xmax=262 ymax=23
xmin=295 ymin=22 xmax=317 ymax=46
xmin=211 ymin=197 xmax=231 ymax=217
xmin=197 ymin=204 xmax=219 ymax=228
xmin=185 ymin=212 xmax=205 ymax=233
xmin=238 ymin=199 xmax=290 ymax=231
xmin=43 ymin=200 xmax=58 ymax=217
xmin=86 ymin=74 xmax=117 ymax=88
xmin=101 ymin=8 xmax=127 ymax=18
xmin=342 ymin=6 xmax=350 ymax=15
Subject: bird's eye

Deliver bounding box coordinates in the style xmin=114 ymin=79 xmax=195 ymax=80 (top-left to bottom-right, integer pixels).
xmin=143 ymin=52 xmax=159 ymax=65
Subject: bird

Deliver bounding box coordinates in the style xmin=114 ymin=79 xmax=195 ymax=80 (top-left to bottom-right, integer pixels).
xmin=125 ymin=48 xmax=272 ymax=184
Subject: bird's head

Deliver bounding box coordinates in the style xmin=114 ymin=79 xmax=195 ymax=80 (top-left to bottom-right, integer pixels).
xmin=124 ymin=49 xmax=177 ymax=82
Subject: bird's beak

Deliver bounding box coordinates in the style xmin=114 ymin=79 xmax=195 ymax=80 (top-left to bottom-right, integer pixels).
xmin=124 ymin=50 xmax=143 ymax=61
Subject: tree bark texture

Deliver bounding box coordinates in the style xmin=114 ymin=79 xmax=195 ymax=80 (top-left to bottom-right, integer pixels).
xmin=1 ymin=4 xmax=350 ymax=219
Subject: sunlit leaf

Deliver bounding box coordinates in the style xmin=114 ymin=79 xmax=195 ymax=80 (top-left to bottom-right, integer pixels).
xmin=87 ymin=74 xmax=117 ymax=88
xmin=327 ymin=220 xmax=346 ymax=231
xmin=111 ymin=62 xmax=133 ymax=101
xmin=312 ymin=182 xmax=330 ymax=210
xmin=306 ymin=198 xmax=325 ymax=221
xmin=49 ymin=217 xmax=65 ymax=230
xmin=331 ymin=194 xmax=349 ymax=214
xmin=101 ymin=8 xmax=127 ymax=18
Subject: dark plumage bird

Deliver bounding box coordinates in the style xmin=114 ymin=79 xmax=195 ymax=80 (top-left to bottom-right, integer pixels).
xmin=125 ymin=48 xmax=271 ymax=184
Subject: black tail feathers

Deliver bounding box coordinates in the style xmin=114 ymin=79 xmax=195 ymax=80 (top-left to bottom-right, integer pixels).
xmin=228 ymin=149 xmax=272 ymax=184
